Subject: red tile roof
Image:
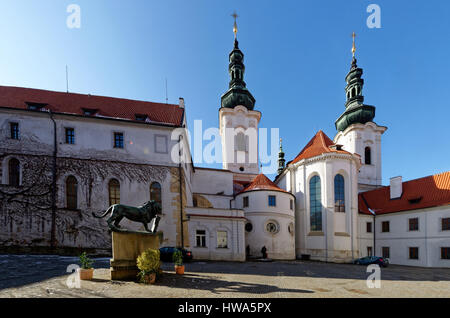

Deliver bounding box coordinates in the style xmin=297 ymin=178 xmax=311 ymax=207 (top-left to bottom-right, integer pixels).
xmin=359 ymin=171 xmax=450 ymax=215
xmin=238 ymin=174 xmax=289 ymax=194
xmin=0 ymin=85 xmax=184 ymax=126
xmin=288 ymin=130 xmax=351 ymax=165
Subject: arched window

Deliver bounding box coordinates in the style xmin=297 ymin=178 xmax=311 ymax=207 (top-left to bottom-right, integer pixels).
xmin=108 ymin=179 xmax=120 ymax=206
xmin=150 ymin=182 xmax=162 ymax=212
xmin=309 ymin=175 xmax=322 ymax=231
xmin=235 ymin=132 xmax=246 ymax=151
xmin=334 ymin=174 xmax=345 ymax=212
xmin=66 ymin=176 xmax=78 ymax=210
xmin=8 ymin=158 xmax=20 ymax=186
xmin=365 ymin=147 xmax=372 ymax=165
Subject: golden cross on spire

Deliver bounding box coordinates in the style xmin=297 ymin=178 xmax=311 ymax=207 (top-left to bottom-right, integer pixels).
xmin=352 ymin=32 xmax=356 ymax=57
xmin=232 ymin=11 xmax=238 ymax=39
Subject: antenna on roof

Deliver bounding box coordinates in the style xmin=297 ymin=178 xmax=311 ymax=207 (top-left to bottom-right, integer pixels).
xmin=66 ymin=65 xmax=69 ymax=93
xmin=165 ymin=78 xmax=168 ymax=104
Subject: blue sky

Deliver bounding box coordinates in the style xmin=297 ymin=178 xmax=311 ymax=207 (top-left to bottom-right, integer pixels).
xmin=0 ymin=0 xmax=448 ymax=184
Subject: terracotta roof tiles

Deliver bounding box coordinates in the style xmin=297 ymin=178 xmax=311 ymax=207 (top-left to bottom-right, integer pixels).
xmin=359 ymin=171 xmax=450 ymax=215
xmin=288 ymin=130 xmax=351 ymax=165
xmin=0 ymin=85 xmax=184 ymax=126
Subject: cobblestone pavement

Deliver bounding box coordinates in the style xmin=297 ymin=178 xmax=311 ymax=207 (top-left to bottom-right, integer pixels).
xmin=0 ymin=254 xmax=449 ymax=298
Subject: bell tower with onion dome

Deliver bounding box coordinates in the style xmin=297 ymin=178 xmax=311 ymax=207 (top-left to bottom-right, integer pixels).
xmin=334 ymin=33 xmax=387 ymax=192
xmin=219 ymin=13 xmax=261 ymax=177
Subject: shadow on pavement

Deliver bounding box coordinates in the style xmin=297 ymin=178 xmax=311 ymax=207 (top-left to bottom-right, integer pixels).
xmin=0 ymin=254 xmax=110 ymax=290
xmin=165 ymin=260 xmax=450 ymax=282
xmin=155 ymin=272 xmax=314 ymax=295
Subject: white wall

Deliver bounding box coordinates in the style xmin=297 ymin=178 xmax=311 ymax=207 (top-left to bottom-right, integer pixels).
xmin=186 ymin=207 xmax=245 ymax=261
xmin=371 ymin=205 xmax=450 ymax=267
xmin=236 ymin=189 xmax=295 ymax=260
xmin=278 ymin=153 xmax=360 ymax=262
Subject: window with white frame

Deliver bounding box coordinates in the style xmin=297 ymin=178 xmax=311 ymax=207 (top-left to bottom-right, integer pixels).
xmin=196 ymin=230 xmax=206 ymax=247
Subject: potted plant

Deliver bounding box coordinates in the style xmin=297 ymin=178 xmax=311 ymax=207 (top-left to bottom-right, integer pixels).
xmin=137 ymin=248 xmax=161 ymax=284
xmin=173 ymin=249 xmax=184 ymax=275
xmin=78 ymin=252 xmax=94 ymax=280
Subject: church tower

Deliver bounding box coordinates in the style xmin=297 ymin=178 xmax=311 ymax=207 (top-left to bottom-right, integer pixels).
xmin=334 ymin=33 xmax=387 ymax=192
xmin=219 ymin=14 xmax=261 ymax=177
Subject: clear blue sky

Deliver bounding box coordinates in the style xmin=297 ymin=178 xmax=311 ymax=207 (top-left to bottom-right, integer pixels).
xmin=0 ymin=0 xmax=448 ymax=184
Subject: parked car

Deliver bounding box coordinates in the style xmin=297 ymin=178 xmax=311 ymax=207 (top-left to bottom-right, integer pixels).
xmin=159 ymin=247 xmax=193 ymax=262
xmin=353 ymin=256 xmax=389 ymax=267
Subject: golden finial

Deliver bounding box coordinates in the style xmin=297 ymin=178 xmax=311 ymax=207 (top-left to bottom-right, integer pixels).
xmin=232 ymin=11 xmax=238 ymax=39
xmin=352 ymin=32 xmax=356 ymax=57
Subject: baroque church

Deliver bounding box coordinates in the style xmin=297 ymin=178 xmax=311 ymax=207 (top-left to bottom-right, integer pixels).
xmin=0 ymin=22 xmax=449 ymax=267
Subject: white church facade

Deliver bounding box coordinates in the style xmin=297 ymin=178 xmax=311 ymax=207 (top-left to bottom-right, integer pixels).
xmin=0 ymin=25 xmax=449 ymax=267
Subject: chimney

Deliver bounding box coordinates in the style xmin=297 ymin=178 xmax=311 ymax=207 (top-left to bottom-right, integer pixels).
xmin=179 ymin=97 xmax=185 ymax=108
xmin=390 ymin=176 xmax=402 ymax=199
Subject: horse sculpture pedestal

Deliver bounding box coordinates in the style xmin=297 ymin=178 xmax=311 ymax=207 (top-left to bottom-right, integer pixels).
xmin=110 ymin=231 xmax=160 ymax=281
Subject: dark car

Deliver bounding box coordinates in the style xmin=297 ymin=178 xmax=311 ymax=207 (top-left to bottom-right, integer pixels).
xmin=354 ymin=256 xmax=389 ymax=267
xmin=159 ymin=247 xmax=193 ymax=262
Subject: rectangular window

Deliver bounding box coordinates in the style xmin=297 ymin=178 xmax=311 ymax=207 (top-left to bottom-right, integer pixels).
xmin=409 ymin=218 xmax=419 ymax=231
xmin=382 ymin=247 xmax=390 ymax=259
xmin=196 ymin=230 xmax=206 ymax=248
xmin=367 ymin=246 xmax=373 ymax=257
xmin=243 ymin=196 xmax=249 ymax=208
xmin=10 ymin=122 xmax=19 ymax=139
xmin=366 ymin=222 xmax=372 ymax=233
xmin=409 ymin=247 xmax=419 ymax=260
xmin=65 ymin=128 xmax=75 ymax=144
xmin=268 ymin=195 xmax=276 ymax=207
xmin=442 ymin=218 xmax=450 ymax=231
xmin=382 ymin=221 xmax=390 ymax=233
xmin=155 ymin=135 xmax=168 ymax=154
xmin=441 ymin=247 xmax=450 ymax=260
xmin=114 ymin=132 xmax=124 ymax=149
xmin=290 ymin=199 xmax=293 ymax=210
xmin=217 ymin=231 xmax=228 ymax=249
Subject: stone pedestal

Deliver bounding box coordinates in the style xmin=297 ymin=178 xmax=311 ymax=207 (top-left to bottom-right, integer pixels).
xmin=110 ymin=231 xmax=160 ymax=281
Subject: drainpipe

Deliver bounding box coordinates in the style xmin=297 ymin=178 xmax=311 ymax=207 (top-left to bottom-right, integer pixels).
xmin=49 ymin=111 xmax=58 ymax=249
xmin=178 ymin=134 xmax=184 ymax=248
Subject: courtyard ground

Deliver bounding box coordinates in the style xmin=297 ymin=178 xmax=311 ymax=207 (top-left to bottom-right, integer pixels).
xmin=0 ymin=254 xmax=449 ymax=298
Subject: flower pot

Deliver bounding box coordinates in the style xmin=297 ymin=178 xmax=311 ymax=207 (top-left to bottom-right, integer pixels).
xmin=142 ymin=273 xmax=157 ymax=284
xmin=175 ymin=265 xmax=185 ymax=275
xmin=78 ymin=268 xmax=94 ymax=280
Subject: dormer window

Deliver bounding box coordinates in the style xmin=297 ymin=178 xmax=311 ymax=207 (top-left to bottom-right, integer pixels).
xmin=82 ymin=108 xmax=98 ymax=116
xmin=26 ymin=102 xmax=47 ymax=111
xmin=135 ymin=114 xmax=148 ymax=122
xmin=408 ymin=196 xmax=423 ymax=204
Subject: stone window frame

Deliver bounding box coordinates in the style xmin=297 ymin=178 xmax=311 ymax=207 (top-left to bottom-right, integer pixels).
xmin=381 ymin=220 xmax=390 ymax=233
xmin=334 ymin=174 xmax=346 ymax=212
xmin=154 ymin=134 xmax=168 ymax=154
xmin=408 ymin=217 xmax=419 ymax=232
xmin=382 ymin=246 xmax=390 ymax=259
xmin=195 ymin=229 xmax=207 ymax=248
xmin=366 ymin=222 xmax=373 ymax=233
xmin=2 ymin=156 xmax=22 ymax=186
xmin=309 ymin=174 xmax=322 ymax=232
xmin=265 ymin=219 xmax=280 ymax=235
xmin=216 ymin=230 xmax=229 ymax=249
xmin=408 ymin=247 xmax=419 ymax=260
xmin=108 ymin=178 xmax=121 ymax=206
xmin=113 ymin=131 xmax=125 ymax=149
xmin=65 ymin=175 xmax=79 ymax=210
xmin=65 ymin=127 xmax=76 ymax=145
xmin=9 ymin=122 xmax=20 ymax=140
